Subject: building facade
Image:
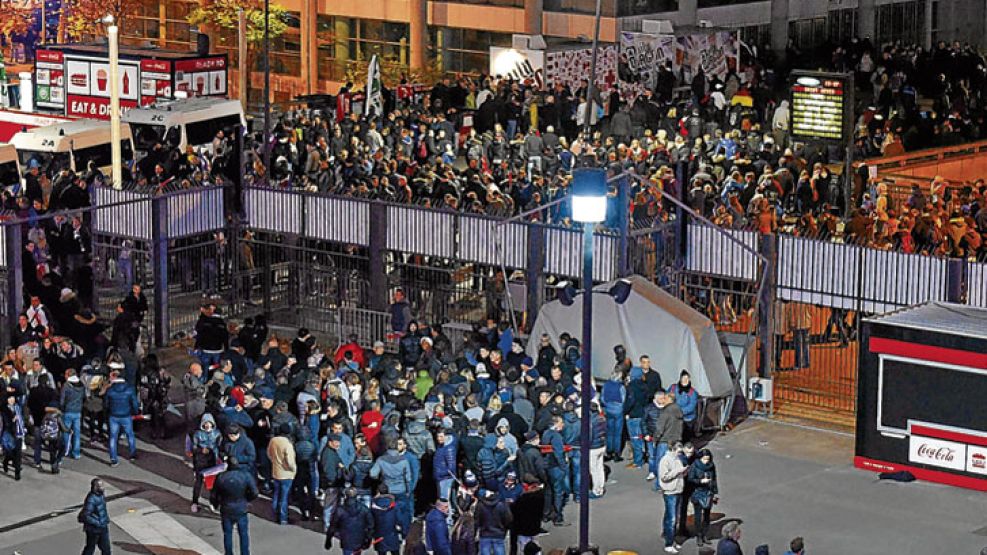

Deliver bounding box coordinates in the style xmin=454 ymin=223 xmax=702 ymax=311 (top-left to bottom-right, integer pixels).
xmin=120 ymin=0 xmax=986 ymax=100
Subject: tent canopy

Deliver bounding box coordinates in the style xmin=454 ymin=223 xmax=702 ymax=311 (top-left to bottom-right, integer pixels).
xmin=527 ymin=275 xmax=734 ymax=399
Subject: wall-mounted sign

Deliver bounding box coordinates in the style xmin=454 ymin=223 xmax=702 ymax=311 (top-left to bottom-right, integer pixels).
xmin=790 ymin=71 xmax=852 ymax=142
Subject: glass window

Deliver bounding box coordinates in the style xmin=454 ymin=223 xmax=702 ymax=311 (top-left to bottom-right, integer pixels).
xmin=875 ymin=0 xmax=924 ymax=44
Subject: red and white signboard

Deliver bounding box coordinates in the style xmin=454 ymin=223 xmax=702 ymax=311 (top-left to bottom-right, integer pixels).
xmin=36 ymin=49 xmax=66 ymax=110
xmin=908 ymin=435 xmax=966 ymax=471
xmin=174 ymin=57 xmax=227 ymax=96
xmin=66 ymin=96 xmax=139 ymax=118
xmin=35 ymin=48 xmax=229 ymax=119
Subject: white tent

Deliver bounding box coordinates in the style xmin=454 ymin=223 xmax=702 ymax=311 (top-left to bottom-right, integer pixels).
xmin=527 ymin=275 xmax=734 ymax=399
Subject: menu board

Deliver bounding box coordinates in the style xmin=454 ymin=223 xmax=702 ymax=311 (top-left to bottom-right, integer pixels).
xmin=790 ymin=72 xmax=850 ymax=141
xmin=35 ymin=49 xmax=66 ymax=110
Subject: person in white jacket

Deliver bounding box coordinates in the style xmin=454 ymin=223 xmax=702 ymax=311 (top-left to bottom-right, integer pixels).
xmin=659 ymin=442 xmax=688 ymax=553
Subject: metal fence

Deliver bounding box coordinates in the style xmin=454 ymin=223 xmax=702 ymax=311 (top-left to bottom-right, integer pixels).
xmin=4 ymin=182 xmax=983 ymax=426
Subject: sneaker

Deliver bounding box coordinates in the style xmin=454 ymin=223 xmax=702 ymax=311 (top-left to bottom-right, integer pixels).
xmin=673 ymin=543 xmax=683 ymax=550
xmin=626 ymin=462 xmax=640 ymax=469
xmin=664 ymin=546 xmax=679 ymax=553
xmin=190 ymin=503 xmax=199 ymax=513
xmin=110 ymin=461 xmax=120 ymax=467
xmin=646 ymin=472 xmax=656 ymax=480
xmin=553 ymin=520 xmax=570 ymax=527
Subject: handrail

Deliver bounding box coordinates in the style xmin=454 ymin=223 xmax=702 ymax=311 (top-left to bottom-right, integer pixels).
xmin=852 ymin=139 xmax=987 ymax=171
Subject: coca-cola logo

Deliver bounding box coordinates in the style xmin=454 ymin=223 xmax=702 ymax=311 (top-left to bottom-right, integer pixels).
xmin=916 ymin=444 xmax=955 ymax=462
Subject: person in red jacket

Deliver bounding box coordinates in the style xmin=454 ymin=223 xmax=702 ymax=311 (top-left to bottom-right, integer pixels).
xmin=360 ymin=400 xmax=385 ymax=455
xmin=334 ymin=334 xmax=367 ymax=369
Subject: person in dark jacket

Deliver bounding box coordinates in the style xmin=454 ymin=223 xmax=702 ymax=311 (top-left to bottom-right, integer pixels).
xmin=371 ymin=484 xmax=401 ymax=554
xmin=515 ymin=431 xmax=548 ymax=487
xmin=28 ymin=374 xmax=58 ymax=467
xmin=460 ymin=419 xmax=486 ymax=476
xmin=623 ymin=367 xmax=648 ymax=469
xmin=716 ymin=521 xmax=744 ymax=555
xmin=541 ymin=416 xmax=568 ymax=526
xmin=433 ymin=428 xmax=457 ymax=500
xmin=194 ymin=303 xmax=228 ymax=368
xmin=222 ymin=425 xmax=256 ymax=471
xmin=688 ymin=449 xmax=719 ymax=547
xmin=327 ymin=488 xmax=375 ymax=554
xmin=61 ymin=370 xmax=85 ymax=459
xmin=294 ymin=425 xmax=319 ymax=520
xmin=81 ymin=478 xmax=111 ymax=555
xmin=210 ymin=456 xmax=259 ymax=555
xmin=320 ymin=433 xmax=347 ymax=531
xmin=510 ymin=474 xmax=545 ymax=555
xmin=476 ymin=489 xmax=513 ymax=553
xmin=104 ymin=375 xmax=138 ymax=465
xmin=425 ymin=498 xmax=452 ymax=555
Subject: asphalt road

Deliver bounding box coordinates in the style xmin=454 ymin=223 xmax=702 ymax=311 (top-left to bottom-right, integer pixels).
xmin=1 ymin=399 xmax=986 ymax=554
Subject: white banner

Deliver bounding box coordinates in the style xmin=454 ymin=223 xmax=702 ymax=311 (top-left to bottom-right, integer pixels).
xmin=489 ymin=47 xmax=544 ymax=87
xmin=618 ymin=32 xmax=675 ymax=92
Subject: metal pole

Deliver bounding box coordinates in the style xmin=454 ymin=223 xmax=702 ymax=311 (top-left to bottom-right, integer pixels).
xmin=581 ymin=0 xmax=603 ymax=139
xmin=238 ymin=9 xmax=248 ymax=112
xmin=578 ymin=224 xmax=593 ymax=552
xmin=263 ymin=0 xmax=271 ymax=185
xmin=108 ymin=24 xmax=122 ymax=190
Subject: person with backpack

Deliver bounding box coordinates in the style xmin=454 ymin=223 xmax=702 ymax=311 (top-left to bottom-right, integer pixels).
xmin=39 ymin=401 xmax=68 ymax=474
xmin=371 ymin=484 xmax=401 ymax=555
xmin=27 ymin=373 xmax=58 ymax=467
xmin=80 ymin=478 xmax=111 ymax=554
xmin=186 ymin=413 xmax=221 ymax=513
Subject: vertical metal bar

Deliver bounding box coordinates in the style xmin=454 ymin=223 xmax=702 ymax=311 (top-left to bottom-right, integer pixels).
xmin=580 ymin=0 xmax=603 ymax=139
xmin=5 ymin=223 xmax=22 ymax=333
xmin=758 ymin=233 xmax=776 ymax=378
xmin=368 ymin=202 xmax=388 ymax=312
xmin=578 ymin=224 xmax=593 ymax=552
xmin=526 ymin=224 xmax=545 ymax=332
xmin=616 ymin=176 xmax=630 ymax=277
xmin=946 ymin=257 xmax=965 ymax=303
xmin=151 ymin=196 xmax=169 ymax=347
xmin=238 ymin=9 xmax=248 ymax=111
xmin=263 ymin=0 xmax=271 ymax=184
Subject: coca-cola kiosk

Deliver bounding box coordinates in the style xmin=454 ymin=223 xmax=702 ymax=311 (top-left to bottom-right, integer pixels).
xmin=855 ymin=302 xmax=987 ymax=490
xmin=34 ymin=44 xmax=228 ymax=119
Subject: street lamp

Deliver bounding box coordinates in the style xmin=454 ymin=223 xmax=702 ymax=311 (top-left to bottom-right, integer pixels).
xmin=570 ymin=167 xmax=607 ymax=555
xmin=103 ymin=14 xmax=122 ymax=190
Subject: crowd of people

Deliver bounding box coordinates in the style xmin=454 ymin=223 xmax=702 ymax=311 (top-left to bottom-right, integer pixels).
xmin=184 ymin=292 xmax=719 ymax=554
xmin=226 ymin=38 xmax=987 ymax=260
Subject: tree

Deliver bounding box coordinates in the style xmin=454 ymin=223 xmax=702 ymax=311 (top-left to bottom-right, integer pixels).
xmin=64 ymin=0 xmax=145 ymax=41
xmin=0 ymin=1 xmax=33 ymax=50
xmin=188 ymin=0 xmax=288 ymax=100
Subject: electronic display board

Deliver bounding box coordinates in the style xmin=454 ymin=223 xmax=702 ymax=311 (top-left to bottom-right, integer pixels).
xmin=790 ymin=71 xmax=851 ymax=141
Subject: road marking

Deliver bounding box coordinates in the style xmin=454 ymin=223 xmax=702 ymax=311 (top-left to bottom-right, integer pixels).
xmin=114 ymin=508 xmax=223 ymax=555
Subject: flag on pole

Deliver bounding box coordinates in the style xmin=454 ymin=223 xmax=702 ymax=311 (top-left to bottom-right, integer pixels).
xmin=366 ymin=55 xmax=383 ymax=117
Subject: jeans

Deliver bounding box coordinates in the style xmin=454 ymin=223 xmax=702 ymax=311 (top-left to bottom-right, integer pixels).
xmin=272 ymin=478 xmax=293 ymax=523
xmin=395 ymin=492 xmax=413 ymax=536
xmin=605 ymin=408 xmax=624 ymax=456
xmin=626 ymin=417 xmax=644 ymax=467
xmin=222 ymin=513 xmax=250 ymax=555
xmin=437 ymin=477 xmax=454 ymax=501
xmin=651 ymin=443 xmax=669 ymax=490
xmin=479 ymin=537 xmax=506 ymax=555
xmin=793 ymin=328 xmax=811 ymax=369
xmin=691 ymin=499 xmax=711 ymax=540
xmin=569 ymin=451 xmax=581 ymax=501
xmin=662 ymin=493 xmax=680 ymax=546
xmin=196 ymin=350 xmax=223 ymax=370
xmin=589 ymin=447 xmax=606 ymax=496
xmin=322 ymin=487 xmax=340 ymax=531
xmin=203 ymin=258 xmax=218 ymax=295
xmin=547 ymin=466 xmax=568 ymax=521
xmin=63 ymin=411 xmax=81 ymax=458
xmin=82 ymin=526 xmax=112 ymax=554
xmin=108 ymin=416 xmax=136 ymax=463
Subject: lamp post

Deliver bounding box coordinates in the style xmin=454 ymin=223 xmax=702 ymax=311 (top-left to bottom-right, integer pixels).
xmin=103 ymin=15 xmax=122 ymax=190
xmin=570 ymin=167 xmax=608 ymax=554
xmin=262 ymin=0 xmax=271 ymax=185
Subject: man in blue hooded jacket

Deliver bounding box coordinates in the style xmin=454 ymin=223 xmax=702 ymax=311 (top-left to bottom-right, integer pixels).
xmin=104 ymin=374 xmax=138 ymax=466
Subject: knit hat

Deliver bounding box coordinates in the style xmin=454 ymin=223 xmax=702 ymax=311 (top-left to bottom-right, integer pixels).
xmin=463 ymin=470 xmax=478 ymax=488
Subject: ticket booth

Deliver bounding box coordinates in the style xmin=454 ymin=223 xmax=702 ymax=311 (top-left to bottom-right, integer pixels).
xmin=855 ymin=302 xmax=987 ymax=490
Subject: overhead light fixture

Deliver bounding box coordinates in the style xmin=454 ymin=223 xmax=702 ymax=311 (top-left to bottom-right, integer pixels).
xmin=571 ymin=167 xmax=607 ymax=223
xmin=608 ymin=279 xmax=632 ymax=304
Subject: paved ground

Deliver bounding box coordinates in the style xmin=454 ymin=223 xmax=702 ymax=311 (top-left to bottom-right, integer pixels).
xmin=1 ymin=364 xmax=986 ymax=554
